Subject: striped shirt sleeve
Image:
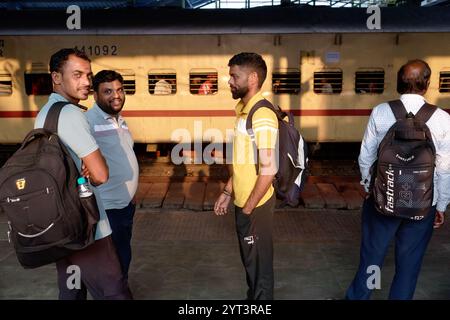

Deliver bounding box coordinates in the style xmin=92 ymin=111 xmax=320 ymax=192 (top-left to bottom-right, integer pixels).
xmin=252 ymin=107 xmax=278 ymax=149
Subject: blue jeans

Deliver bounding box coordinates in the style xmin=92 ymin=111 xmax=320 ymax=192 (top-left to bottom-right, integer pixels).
xmin=105 ymin=202 xmax=136 ymax=279
xmin=346 ymin=198 xmax=436 ymax=300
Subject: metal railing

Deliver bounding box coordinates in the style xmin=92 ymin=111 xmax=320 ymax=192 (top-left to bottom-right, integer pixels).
xmin=0 ymin=0 xmax=423 ymax=10
xmin=198 ymin=0 xmax=400 ymax=8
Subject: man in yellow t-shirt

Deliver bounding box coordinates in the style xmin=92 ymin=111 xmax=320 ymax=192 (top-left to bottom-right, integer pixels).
xmin=214 ymin=52 xmax=278 ymax=300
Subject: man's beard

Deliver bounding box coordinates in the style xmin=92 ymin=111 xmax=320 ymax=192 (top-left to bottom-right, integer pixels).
xmin=98 ymin=101 xmax=123 ymax=115
xmin=231 ymin=86 xmax=248 ymax=100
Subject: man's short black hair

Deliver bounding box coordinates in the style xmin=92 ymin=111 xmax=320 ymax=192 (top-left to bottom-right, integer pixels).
xmin=397 ymin=59 xmax=431 ymax=94
xmin=92 ymin=70 xmax=124 ymax=92
xmin=49 ymin=48 xmax=91 ymax=73
xmin=228 ymin=52 xmax=267 ymax=88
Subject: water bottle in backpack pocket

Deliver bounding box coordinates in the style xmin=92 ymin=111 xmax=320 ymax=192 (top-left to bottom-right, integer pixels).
xmin=77 ymin=177 xmax=100 ymax=226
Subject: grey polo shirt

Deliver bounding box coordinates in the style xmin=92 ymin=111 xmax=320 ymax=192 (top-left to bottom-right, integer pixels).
xmin=85 ymin=104 xmax=139 ymax=210
xmin=34 ymin=93 xmax=112 ymax=240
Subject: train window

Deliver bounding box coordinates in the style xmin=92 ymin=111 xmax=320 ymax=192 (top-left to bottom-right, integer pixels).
xmin=190 ymin=69 xmax=218 ymax=95
xmin=439 ymin=71 xmax=450 ymax=93
xmin=24 ymin=73 xmax=52 ymax=96
xmin=116 ymin=70 xmax=135 ymax=95
xmin=355 ymin=70 xmax=384 ymax=94
xmin=314 ymin=70 xmax=343 ymax=94
xmin=272 ymin=69 xmax=300 ymax=94
xmin=148 ymin=70 xmax=176 ymax=95
xmin=0 ymin=73 xmax=12 ymax=95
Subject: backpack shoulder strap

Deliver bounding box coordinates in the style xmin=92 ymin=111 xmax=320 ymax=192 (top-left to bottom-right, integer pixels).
xmin=245 ymin=99 xmax=277 ymax=135
xmin=388 ymin=99 xmax=408 ymax=120
xmin=245 ymin=99 xmax=278 ymax=175
xmin=43 ymin=101 xmax=86 ymax=133
xmin=43 ymin=102 xmax=71 ymax=133
xmin=414 ymin=103 xmax=438 ymax=124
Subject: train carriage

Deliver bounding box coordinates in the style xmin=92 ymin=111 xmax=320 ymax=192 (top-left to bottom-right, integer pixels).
xmin=1 ymin=6 xmax=450 ymax=147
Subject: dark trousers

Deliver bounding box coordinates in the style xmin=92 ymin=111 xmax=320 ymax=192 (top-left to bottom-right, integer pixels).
xmin=345 ymin=198 xmax=436 ymax=300
xmin=56 ymin=235 xmax=133 ymax=300
xmin=105 ymin=202 xmax=135 ymax=278
xmin=235 ymin=194 xmax=275 ymax=300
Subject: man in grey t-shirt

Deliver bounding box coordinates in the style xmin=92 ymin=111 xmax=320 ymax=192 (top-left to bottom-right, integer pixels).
xmin=86 ymin=70 xmax=139 ymax=279
xmin=35 ymin=48 xmax=132 ymax=300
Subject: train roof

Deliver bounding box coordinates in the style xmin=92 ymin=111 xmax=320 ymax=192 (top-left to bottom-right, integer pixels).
xmin=1 ymin=6 xmax=450 ymax=35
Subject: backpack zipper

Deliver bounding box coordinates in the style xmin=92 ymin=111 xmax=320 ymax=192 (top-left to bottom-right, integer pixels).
xmin=7 ymin=221 xmax=11 ymax=243
xmin=4 ymin=187 xmax=53 ymax=203
xmin=18 ymin=222 xmax=55 ymax=238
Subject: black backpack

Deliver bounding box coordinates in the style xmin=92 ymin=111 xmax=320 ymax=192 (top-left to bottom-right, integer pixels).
xmin=0 ymin=102 xmax=99 ymax=268
xmin=371 ymin=100 xmax=437 ymax=220
xmin=246 ymin=99 xmax=308 ymax=207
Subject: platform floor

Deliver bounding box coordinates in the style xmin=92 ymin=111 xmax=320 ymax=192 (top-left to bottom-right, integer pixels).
xmin=1 ymin=206 xmax=449 ymax=300
xmin=135 ymin=177 xmax=365 ymax=212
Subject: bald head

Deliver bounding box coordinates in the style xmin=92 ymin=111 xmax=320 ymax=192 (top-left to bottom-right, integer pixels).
xmin=397 ymin=59 xmax=431 ymax=95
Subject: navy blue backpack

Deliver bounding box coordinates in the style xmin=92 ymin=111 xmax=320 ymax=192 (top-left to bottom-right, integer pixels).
xmin=246 ymin=99 xmax=308 ymax=207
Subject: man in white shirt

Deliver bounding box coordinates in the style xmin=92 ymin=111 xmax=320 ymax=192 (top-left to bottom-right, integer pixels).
xmin=346 ymin=59 xmax=450 ymax=300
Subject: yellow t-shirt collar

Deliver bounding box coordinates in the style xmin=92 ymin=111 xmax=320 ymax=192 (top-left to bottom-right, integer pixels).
xmin=235 ymin=91 xmax=265 ymax=115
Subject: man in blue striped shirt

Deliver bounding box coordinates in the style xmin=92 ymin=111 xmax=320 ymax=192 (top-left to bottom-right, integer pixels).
xmin=86 ymin=70 xmax=139 ymax=280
